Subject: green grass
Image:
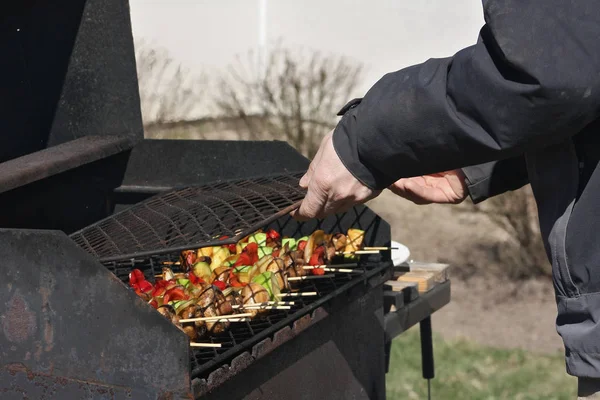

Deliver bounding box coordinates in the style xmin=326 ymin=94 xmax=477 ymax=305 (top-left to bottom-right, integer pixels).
xmin=386 ymin=327 xmax=576 ymax=400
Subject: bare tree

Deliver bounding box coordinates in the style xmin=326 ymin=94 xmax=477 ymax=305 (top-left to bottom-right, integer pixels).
xmin=456 ymin=185 xmax=551 ymax=279
xmin=213 ymin=44 xmax=363 ymax=158
xmin=134 ymin=39 xmax=206 ymax=132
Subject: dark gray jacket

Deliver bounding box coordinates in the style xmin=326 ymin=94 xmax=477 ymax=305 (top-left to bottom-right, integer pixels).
xmin=333 ymin=0 xmax=600 ymax=377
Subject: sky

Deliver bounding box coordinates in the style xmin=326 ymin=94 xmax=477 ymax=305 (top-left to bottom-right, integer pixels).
xmin=129 ymin=0 xmax=484 ymax=112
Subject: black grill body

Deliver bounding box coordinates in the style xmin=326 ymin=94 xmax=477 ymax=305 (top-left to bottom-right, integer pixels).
xmin=0 ymin=1 xmax=449 ymax=399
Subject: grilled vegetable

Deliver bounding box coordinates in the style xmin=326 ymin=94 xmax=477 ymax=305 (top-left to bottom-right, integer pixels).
xmin=257 ymin=246 xmax=273 ymax=259
xmin=211 ymin=266 xmax=231 ymax=285
xmin=304 ymin=230 xmax=327 ymax=263
xmin=180 ymin=250 xmax=197 ymax=271
xmin=264 ymin=257 xmax=287 ymax=290
xmin=251 ymin=272 xmax=281 ymax=300
xmin=248 ymin=232 xmax=267 ymax=246
xmin=345 ymin=229 xmax=365 ymax=252
xmin=210 ymin=247 xmax=231 ymax=271
xmin=241 ymin=283 xmax=270 ymax=318
xmin=282 ymin=238 xmax=296 ymax=251
xmin=331 ymin=233 xmax=347 ymax=251
xmin=192 ymin=261 xmax=212 ymax=282
xmin=233 ymin=265 xmax=257 ymax=283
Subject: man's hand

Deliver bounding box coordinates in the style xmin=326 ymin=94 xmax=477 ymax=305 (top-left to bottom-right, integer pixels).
xmin=388 ymin=170 xmax=468 ymax=205
xmin=291 ymin=131 xmax=381 ymax=220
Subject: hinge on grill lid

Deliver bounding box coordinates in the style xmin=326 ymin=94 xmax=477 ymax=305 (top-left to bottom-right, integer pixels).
xmin=69 ymin=172 xmax=307 ymax=262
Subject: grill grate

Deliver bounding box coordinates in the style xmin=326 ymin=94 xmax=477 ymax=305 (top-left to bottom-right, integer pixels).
xmin=70 ymin=172 xmax=306 ymax=261
xmin=104 ymin=253 xmax=391 ymax=380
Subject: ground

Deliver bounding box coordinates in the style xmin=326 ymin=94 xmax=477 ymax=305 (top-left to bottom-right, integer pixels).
xmin=366 ymin=191 xmax=563 ymax=354
xmin=386 ymin=329 xmax=575 ymax=399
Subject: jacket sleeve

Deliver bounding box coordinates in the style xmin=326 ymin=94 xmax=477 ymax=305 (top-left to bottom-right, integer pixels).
xmin=332 ymin=0 xmax=600 ymax=190
xmin=461 ymin=156 xmax=529 ymax=204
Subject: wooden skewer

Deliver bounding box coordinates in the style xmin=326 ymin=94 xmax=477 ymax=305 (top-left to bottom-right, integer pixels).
xmin=310 ymin=263 xmax=358 ymax=268
xmin=162 ymin=261 xmax=181 ymax=265
xmin=190 ymin=342 xmax=222 ymax=348
xmin=276 ymin=292 xmax=318 ymax=297
xmin=335 ymin=250 xmax=380 ymax=255
xmin=179 ymin=312 xmax=253 ymax=323
xmin=287 ymin=274 xmax=335 ymax=281
xmin=303 ymin=266 xmax=361 ymax=273
xmin=181 ymin=317 xmax=251 ymax=323
xmin=233 ymin=305 xmax=292 ymax=310
xmin=364 ymin=247 xmax=398 ymax=251
xmin=232 ymin=301 xmax=294 ymax=307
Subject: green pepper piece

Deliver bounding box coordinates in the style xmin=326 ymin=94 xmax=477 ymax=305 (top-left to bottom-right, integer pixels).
xmin=248 ymin=232 xmax=268 ymax=246
xmin=282 ymin=238 xmax=296 ymax=250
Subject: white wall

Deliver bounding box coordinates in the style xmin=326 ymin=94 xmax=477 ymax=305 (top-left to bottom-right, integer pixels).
xmin=130 ymin=0 xmax=484 ymax=108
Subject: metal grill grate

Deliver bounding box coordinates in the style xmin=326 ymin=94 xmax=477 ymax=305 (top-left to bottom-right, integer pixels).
xmin=104 ymin=254 xmax=391 ymax=381
xmin=70 ymin=172 xmax=306 ymax=261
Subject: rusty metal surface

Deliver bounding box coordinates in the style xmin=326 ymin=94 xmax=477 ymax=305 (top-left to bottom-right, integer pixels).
xmin=0 ymin=135 xmax=135 ymax=195
xmin=0 ymin=229 xmax=192 ymax=399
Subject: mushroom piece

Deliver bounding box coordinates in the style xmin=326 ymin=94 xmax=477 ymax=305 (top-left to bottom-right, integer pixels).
xmin=241 ymin=283 xmax=270 ymax=318
xmin=264 ymin=257 xmax=288 ymax=290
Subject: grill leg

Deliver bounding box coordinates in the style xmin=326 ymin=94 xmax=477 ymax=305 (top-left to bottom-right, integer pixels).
xmin=384 ymin=339 xmax=392 ymax=373
xmin=420 ymin=316 xmax=434 ymax=399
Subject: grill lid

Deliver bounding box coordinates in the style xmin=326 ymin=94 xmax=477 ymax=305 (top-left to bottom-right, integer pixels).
xmin=70 ymin=172 xmax=307 ymax=262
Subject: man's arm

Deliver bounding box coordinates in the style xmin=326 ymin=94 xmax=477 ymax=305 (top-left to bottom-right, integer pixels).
xmin=332 ymin=0 xmax=600 ymax=191
xmin=462 ymin=156 xmax=529 ymax=204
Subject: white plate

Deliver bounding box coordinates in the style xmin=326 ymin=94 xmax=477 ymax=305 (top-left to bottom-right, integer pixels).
xmin=390 ymin=240 xmax=410 ymax=266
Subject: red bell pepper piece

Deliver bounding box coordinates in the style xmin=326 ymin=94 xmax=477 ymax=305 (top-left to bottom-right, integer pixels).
xmin=165 ymin=287 xmax=187 ymax=302
xmin=297 ymin=240 xmax=307 ymax=252
xmin=152 ymin=286 xmax=166 ymax=297
xmin=164 ymin=280 xmax=177 ymax=290
xmin=244 ymin=242 xmax=258 ymax=254
xmin=312 ymin=268 xmax=325 ymax=275
xmin=266 ymin=229 xmax=280 ymax=240
xmin=149 ymin=299 xmax=158 ymax=309
xmin=212 ymin=281 xmax=227 ymax=291
xmin=313 ymin=246 xmax=325 ymax=256
xmin=230 ymin=279 xmax=246 ymax=288
xmin=154 ymin=280 xmax=168 ymax=288
xmin=219 ymin=236 xmax=237 ymax=252
xmin=234 ymin=252 xmax=252 ymax=267
xmin=308 ymin=253 xmax=321 ymax=266
xmin=129 ymin=269 xmax=145 ymax=287
xmin=138 ymin=280 xmax=153 ymax=293
xmin=188 ymin=272 xmax=199 ymax=285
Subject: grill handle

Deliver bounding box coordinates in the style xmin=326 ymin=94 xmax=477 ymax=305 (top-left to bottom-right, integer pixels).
xmin=98 ymin=200 xmax=303 ymax=263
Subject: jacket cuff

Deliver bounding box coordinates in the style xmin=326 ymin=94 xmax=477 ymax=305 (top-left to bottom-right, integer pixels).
xmin=462 ymin=164 xmax=493 ymax=204
xmin=332 ymin=100 xmax=395 ymax=191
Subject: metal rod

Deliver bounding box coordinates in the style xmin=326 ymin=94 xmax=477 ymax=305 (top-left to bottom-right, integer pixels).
xmin=420 ymin=316 xmax=435 ymax=400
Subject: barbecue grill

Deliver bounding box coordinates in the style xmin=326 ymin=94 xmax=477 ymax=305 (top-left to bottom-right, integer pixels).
xmin=0 ymin=1 xmax=451 ymax=399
